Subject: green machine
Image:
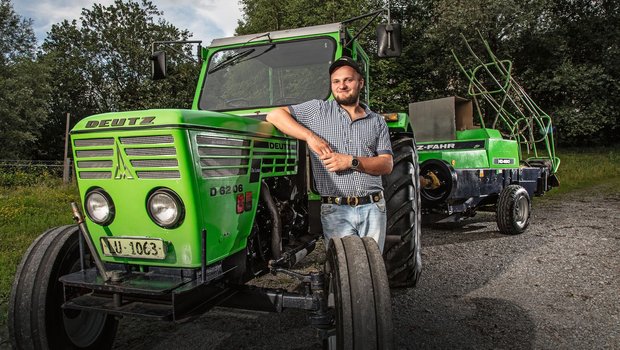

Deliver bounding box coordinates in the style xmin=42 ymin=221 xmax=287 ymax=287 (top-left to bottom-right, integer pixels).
xmin=9 ymin=11 xmax=420 ymax=349
xmin=413 ymin=34 xmax=560 ymax=234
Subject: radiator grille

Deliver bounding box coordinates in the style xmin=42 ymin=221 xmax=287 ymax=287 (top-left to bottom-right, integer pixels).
xmin=78 ymin=171 xmax=112 ymax=179
xmin=120 ymin=135 xmax=174 ymax=144
xmin=74 ymin=138 xmax=114 ymax=147
xmin=136 ymin=171 xmax=180 ymax=179
xmin=77 ymin=160 xmax=113 ymax=168
xmin=196 ymin=134 xmax=250 ymax=178
xmin=76 ymin=150 xmax=114 ymax=158
xmin=73 ymin=134 xmax=179 ymax=180
xmin=125 ymin=147 xmax=176 ymax=156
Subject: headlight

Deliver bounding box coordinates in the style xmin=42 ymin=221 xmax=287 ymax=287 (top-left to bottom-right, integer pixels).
xmin=85 ymin=189 xmax=114 ymax=225
xmin=147 ymin=188 xmax=184 ymax=228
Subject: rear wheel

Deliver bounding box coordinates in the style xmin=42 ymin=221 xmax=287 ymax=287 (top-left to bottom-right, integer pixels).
xmin=496 ymin=185 xmax=531 ymax=235
xmin=323 ymin=236 xmax=393 ymax=350
xmin=382 ymin=135 xmax=422 ymax=287
xmin=9 ymin=225 xmax=118 ymax=349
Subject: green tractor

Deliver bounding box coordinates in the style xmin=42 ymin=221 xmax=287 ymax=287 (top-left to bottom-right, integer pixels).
xmin=9 ymin=11 xmax=420 ymax=349
xmin=412 ymin=34 xmax=560 ymax=234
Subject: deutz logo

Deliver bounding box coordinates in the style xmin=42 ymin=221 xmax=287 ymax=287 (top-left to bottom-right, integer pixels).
xmin=269 ymin=142 xmax=288 ymax=150
xmin=85 ymin=116 xmax=155 ymax=128
xmin=114 ymin=142 xmax=134 ymax=179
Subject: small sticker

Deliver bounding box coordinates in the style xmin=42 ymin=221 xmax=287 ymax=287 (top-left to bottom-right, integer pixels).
xmin=493 ymin=158 xmax=515 ymax=165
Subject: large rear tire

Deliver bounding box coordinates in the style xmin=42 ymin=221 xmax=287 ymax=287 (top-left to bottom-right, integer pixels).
xmin=382 ymin=135 xmax=422 ymax=287
xmin=496 ymin=185 xmax=531 ymax=235
xmin=9 ymin=225 xmax=118 ymax=349
xmin=323 ymin=236 xmax=393 ymax=350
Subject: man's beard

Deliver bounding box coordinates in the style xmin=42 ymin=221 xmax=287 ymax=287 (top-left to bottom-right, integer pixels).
xmin=334 ymin=89 xmax=360 ymax=106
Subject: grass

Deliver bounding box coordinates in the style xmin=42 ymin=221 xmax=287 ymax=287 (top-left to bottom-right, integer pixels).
xmin=0 ymin=178 xmax=79 ymax=327
xmin=546 ymin=146 xmax=620 ymax=196
xmin=0 ymin=146 xmax=618 ymax=328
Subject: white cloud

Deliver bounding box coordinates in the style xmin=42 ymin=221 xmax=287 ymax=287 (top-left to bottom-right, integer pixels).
xmin=13 ymin=0 xmax=241 ymax=44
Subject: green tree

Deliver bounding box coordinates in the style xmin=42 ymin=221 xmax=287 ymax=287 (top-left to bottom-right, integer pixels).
xmin=514 ymin=0 xmax=620 ymax=145
xmin=236 ymin=0 xmax=374 ymax=35
xmin=0 ymin=0 xmax=49 ymax=159
xmin=36 ymin=0 xmax=198 ymax=159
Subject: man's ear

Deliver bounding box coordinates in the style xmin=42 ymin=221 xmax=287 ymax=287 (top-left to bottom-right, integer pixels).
xmin=359 ymin=78 xmax=365 ymax=89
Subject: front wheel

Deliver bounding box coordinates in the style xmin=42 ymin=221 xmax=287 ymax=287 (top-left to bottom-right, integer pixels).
xmin=496 ymin=185 xmax=531 ymax=235
xmin=9 ymin=225 xmax=118 ymax=349
xmin=323 ymin=236 xmax=393 ymax=350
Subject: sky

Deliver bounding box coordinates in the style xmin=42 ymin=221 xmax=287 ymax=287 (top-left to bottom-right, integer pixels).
xmin=13 ymin=0 xmax=243 ymax=45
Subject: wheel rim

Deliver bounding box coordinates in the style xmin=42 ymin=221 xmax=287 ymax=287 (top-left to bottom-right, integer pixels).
xmin=62 ymin=254 xmax=110 ymax=347
xmin=515 ymin=195 xmax=529 ymax=227
xmin=64 ymin=309 xmax=109 ymax=347
xmin=325 ymin=267 xmax=337 ymax=349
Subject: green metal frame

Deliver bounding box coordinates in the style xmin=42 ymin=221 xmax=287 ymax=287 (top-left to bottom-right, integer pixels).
xmin=452 ymin=32 xmax=560 ymax=173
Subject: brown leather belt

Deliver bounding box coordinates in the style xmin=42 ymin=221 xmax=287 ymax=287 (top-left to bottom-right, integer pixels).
xmin=321 ymin=192 xmax=383 ymax=206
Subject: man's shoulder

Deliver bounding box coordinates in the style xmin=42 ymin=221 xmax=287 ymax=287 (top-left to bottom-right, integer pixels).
xmin=291 ymin=99 xmax=333 ymax=112
xmin=363 ymin=107 xmax=386 ymax=124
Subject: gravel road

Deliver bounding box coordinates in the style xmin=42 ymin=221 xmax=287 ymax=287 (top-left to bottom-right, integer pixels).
xmin=2 ymin=187 xmax=618 ymax=349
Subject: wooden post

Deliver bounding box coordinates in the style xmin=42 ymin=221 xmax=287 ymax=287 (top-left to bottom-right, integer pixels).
xmin=63 ymin=113 xmax=71 ymax=183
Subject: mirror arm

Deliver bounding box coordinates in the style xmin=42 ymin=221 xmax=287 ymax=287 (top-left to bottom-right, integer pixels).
xmin=151 ymin=40 xmax=203 ymax=63
xmin=343 ymin=10 xmax=383 ymax=49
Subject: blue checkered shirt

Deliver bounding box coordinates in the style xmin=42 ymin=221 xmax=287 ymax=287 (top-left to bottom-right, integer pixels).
xmin=288 ymin=99 xmax=393 ymax=197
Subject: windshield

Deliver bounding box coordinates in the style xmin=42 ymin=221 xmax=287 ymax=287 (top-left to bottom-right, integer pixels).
xmin=199 ymin=38 xmax=335 ymax=111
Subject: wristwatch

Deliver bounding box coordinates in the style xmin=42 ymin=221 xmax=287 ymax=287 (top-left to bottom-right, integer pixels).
xmin=351 ymin=156 xmax=360 ymax=170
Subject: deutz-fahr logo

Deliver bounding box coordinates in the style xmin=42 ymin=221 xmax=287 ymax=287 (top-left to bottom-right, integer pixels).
xmin=417 ymin=141 xmax=485 ymax=151
xmin=85 ymin=116 xmax=156 ymax=128
xmin=417 ymin=143 xmax=456 ymax=151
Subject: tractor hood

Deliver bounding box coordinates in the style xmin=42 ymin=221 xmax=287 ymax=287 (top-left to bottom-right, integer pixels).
xmin=72 ymin=109 xmax=278 ymax=137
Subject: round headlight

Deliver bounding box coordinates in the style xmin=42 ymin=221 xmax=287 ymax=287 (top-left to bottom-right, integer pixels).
xmin=147 ymin=189 xmax=184 ymax=228
xmin=85 ymin=189 xmax=114 ymax=225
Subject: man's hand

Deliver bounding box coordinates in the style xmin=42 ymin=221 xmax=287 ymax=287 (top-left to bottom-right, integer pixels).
xmin=307 ymin=133 xmax=333 ymax=156
xmin=320 ymin=153 xmax=352 ymax=172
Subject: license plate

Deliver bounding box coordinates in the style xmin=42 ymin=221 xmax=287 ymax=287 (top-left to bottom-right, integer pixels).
xmin=100 ymin=237 xmax=166 ymax=260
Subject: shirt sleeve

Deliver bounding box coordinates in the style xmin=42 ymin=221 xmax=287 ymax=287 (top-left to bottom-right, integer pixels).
xmin=287 ymin=99 xmax=322 ymax=128
xmin=376 ymin=116 xmax=393 ymax=156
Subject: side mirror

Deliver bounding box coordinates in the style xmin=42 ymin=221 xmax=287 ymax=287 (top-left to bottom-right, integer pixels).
xmin=376 ymin=23 xmax=402 ymax=57
xmin=151 ymin=51 xmax=166 ymax=80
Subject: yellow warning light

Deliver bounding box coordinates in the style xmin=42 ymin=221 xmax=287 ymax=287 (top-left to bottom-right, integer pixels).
xmin=451 ymin=159 xmax=456 ymax=166
xmin=382 ymin=113 xmax=399 ymax=122
xmin=479 ymin=170 xmax=484 ymax=177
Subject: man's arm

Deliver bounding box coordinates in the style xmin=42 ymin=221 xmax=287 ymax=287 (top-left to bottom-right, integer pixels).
xmin=320 ymin=153 xmax=393 ymax=175
xmin=266 ymin=107 xmax=332 ymax=156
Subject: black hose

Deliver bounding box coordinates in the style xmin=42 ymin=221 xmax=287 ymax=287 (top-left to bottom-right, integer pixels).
xmin=260 ymin=180 xmax=282 ymax=259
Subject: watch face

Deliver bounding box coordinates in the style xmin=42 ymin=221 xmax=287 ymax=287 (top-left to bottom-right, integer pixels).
xmin=352 ymin=158 xmax=359 ymax=167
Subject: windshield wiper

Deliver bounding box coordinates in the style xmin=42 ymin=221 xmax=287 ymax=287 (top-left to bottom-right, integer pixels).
xmin=235 ymin=44 xmax=276 ymax=66
xmin=207 ymin=48 xmax=255 ymax=74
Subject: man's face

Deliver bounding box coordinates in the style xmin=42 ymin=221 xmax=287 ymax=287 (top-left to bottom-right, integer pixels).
xmin=330 ymin=66 xmax=364 ymax=106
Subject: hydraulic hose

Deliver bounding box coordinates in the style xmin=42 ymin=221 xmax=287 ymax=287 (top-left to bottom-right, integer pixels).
xmin=260 ymin=180 xmax=282 ymax=259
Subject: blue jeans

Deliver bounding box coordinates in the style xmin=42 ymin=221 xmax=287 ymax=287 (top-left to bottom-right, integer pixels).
xmin=320 ymin=198 xmax=386 ymax=252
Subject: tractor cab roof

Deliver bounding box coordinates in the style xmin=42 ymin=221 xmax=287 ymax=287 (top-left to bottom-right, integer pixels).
xmin=209 ymin=23 xmax=342 ymax=48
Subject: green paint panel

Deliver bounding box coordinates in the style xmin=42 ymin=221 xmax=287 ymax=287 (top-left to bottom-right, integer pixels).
xmin=385 ymin=113 xmax=410 ymax=131
xmin=418 ymin=128 xmax=520 ymax=169
xmin=72 ymin=109 xmax=296 ymax=268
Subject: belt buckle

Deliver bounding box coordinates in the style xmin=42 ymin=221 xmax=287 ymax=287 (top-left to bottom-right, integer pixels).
xmin=347 ymin=196 xmax=359 ymax=206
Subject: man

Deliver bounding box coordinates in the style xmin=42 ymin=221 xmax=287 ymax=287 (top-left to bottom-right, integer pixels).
xmin=266 ymin=56 xmax=393 ymax=252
